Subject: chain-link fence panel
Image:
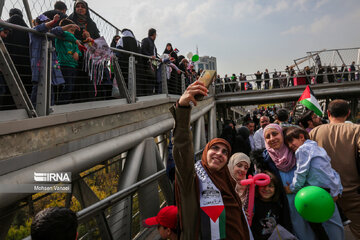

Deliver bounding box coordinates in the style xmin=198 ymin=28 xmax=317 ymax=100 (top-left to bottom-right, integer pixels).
xmin=1 ymin=0 xmax=119 ymax=44
xmin=307 ymin=48 xmax=360 ymax=67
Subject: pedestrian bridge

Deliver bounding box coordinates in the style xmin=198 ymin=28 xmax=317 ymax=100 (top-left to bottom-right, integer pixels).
xmin=216 ymin=81 xmax=360 ymax=106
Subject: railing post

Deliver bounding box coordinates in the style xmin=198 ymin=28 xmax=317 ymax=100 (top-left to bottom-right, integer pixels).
xmin=209 ymin=105 xmax=217 ymax=140
xmin=112 ymin=56 xmax=131 ymax=103
xmin=0 ymin=37 xmax=36 ymax=117
xmin=181 ymin=73 xmax=186 ymax=93
xmin=128 ymin=55 xmax=136 ymax=103
xmin=22 ymin=0 xmax=34 ymax=27
xmin=0 ymin=0 xmax=4 ymax=17
xmin=36 ymin=37 xmax=51 ymax=116
xmin=161 ymin=63 xmax=168 ymax=95
xmin=194 ymin=116 xmax=205 ymax=152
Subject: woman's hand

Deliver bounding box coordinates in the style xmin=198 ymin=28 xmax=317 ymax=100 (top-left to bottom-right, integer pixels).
xmin=178 ymin=81 xmax=208 ymax=107
xmin=284 ymin=184 xmax=292 ymax=194
xmin=82 ymin=30 xmax=90 ymax=39
xmin=53 ymin=14 xmax=60 ymax=23
xmin=73 ymin=52 xmax=79 ymax=61
xmin=84 ymin=37 xmax=94 ymax=43
xmin=62 ymin=24 xmax=80 ymax=32
xmin=333 ymin=195 xmax=338 ymax=202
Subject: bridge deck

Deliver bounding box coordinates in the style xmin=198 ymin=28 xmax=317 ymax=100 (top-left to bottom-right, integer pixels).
xmin=216 ymin=82 xmax=360 ymax=105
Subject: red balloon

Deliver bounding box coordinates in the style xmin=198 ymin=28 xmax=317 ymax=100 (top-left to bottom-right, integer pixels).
xmin=240 ymin=173 xmax=271 ymax=226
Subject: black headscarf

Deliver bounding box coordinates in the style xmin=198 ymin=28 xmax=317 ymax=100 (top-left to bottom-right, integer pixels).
xmin=163 ymin=43 xmax=178 ymax=65
xmin=68 ymin=0 xmax=100 ymax=41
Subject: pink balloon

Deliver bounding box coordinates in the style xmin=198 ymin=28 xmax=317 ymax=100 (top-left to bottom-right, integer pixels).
xmin=240 ymin=173 xmax=271 ymax=226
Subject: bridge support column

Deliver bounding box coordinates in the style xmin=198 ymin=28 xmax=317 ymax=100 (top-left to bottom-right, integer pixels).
xmin=209 ymin=105 xmax=217 ymax=139
xmin=138 ymin=139 xmax=161 ymax=224
xmin=109 ymin=141 xmax=145 ymax=239
xmin=156 ymin=134 xmax=168 ymax=167
xmin=0 ymin=205 xmax=16 ymax=240
xmin=194 ymin=116 xmax=206 ymax=152
xmin=73 ymin=176 xmax=113 ymax=240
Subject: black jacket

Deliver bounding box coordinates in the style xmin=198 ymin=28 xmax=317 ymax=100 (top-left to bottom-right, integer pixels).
xmin=68 ymin=1 xmax=100 ymax=41
xmin=42 ymin=10 xmax=67 ymax=26
xmin=141 ymin=37 xmax=157 ymax=57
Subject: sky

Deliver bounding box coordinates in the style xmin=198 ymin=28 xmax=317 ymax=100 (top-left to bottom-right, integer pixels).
xmin=6 ymin=0 xmax=360 ymax=76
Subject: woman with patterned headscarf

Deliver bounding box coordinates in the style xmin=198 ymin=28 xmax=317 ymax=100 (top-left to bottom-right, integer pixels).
xmin=170 ymin=81 xmax=250 ymax=239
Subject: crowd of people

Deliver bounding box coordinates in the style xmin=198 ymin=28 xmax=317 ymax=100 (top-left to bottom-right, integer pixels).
xmin=2 ymin=2 xmax=360 ymax=240
xmin=215 ymin=62 xmax=360 ymax=93
xmin=166 ymin=83 xmax=360 ymax=240
xmin=25 ymin=82 xmax=360 ymax=240
xmin=0 ymin=0 xmax=203 ymax=110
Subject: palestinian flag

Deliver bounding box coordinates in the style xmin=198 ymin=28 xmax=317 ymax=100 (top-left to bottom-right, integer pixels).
xmin=298 ymin=85 xmax=323 ymax=116
xmin=200 ymin=206 xmax=226 ymax=239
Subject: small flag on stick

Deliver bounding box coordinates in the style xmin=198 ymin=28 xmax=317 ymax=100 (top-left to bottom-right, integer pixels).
xmin=298 ymin=85 xmax=323 ymax=116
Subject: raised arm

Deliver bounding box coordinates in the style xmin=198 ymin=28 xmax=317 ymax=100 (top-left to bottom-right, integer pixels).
xmin=170 ymin=81 xmax=208 ymax=190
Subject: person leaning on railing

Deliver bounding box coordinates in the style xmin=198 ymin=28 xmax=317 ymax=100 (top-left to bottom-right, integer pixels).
xmin=29 ymin=14 xmax=65 ymax=107
xmin=170 ymin=81 xmax=250 ymax=239
xmin=4 ymin=8 xmax=32 ymax=96
xmin=0 ymin=25 xmax=13 ymax=110
xmin=68 ymin=0 xmax=100 ymax=43
xmin=68 ymin=0 xmax=103 ymax=102
xmin=55 ymin=19 xmax=85 ymax=104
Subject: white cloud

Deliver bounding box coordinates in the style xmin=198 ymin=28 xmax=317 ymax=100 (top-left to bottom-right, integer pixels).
xmin=281 ymin=15 xmax=330 ymax=35
xmin=310 ymin=15 xmax=331 ymax=33
xmin=232 ymin=0 xmax=290 ymax=20
xmin=281 ymin=25 xmax=306 ymax=35
xmin=85 ymin=0 xmax=360 ymax=75
xmin=315 ymin=0 xmax=329 ymax=9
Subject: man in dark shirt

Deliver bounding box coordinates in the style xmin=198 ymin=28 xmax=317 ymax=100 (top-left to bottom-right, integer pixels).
xmin=43 ymin=1 xmax=68 ymax=25
xmin=140 ymin=28 xmax=158 ymax=95
xmin=264 ymin=69 xmax=270 ymax=89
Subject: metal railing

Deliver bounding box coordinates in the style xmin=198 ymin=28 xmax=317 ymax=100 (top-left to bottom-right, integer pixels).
xmin=1 ymin=0 xmax=120 ymax=44
xmin=0 ymin=21 xmax=186 ymax=117
xmin=1 ymin=98 xmax=217 ymax=239
xmin=215 ymin=65 xmax=360 ymax=94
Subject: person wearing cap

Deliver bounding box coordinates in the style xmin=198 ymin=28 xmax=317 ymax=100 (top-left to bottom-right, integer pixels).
xmin=170 ymin=81 xmax=250 ymax=239
xmin=143 ymin=206 xmax=178 ymax=240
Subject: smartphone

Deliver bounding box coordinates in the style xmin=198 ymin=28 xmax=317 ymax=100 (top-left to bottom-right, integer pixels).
xmin=195 ymin=70 xmax=216 ymax=101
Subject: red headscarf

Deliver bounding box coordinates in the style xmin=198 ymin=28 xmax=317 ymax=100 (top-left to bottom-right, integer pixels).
xmin=201 ymin=138 xmax=232 ymax=169
xmin=199 ymin=138 xmax=250 ymax=239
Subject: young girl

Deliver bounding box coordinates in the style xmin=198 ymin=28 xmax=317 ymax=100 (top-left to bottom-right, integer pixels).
xmin=251 ymin=170 xmax=293 ymax=240
xmin=29 ymin=14 xmax=65 ymax=106
xmin=283 ymin=126 xmax=344 ymax=240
